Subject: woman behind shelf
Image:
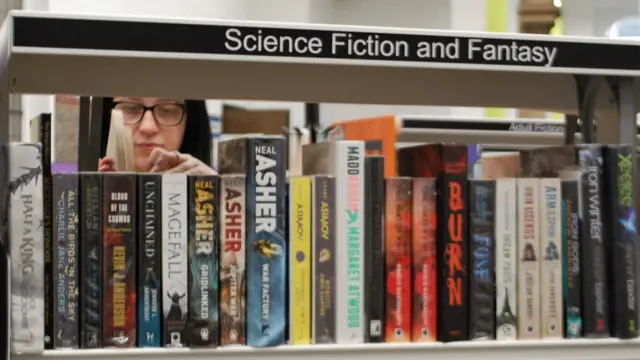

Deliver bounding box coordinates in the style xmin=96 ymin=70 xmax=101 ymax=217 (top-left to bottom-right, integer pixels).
xmin=98 ymin=97 xmax=216 ymax=175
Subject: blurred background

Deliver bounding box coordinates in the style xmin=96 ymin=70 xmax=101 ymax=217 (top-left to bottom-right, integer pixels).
xmin=6 ymin=0 xmax=640 ymax=170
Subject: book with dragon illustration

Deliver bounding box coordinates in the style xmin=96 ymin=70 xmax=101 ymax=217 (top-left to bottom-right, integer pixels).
xmin=219 ymin=174 xmax=246 ymax=346
xmin=603 ymin=145 xmax=638 ymax=339
xmin=539 ymin=178 xmax=563 ymax=339
xmin=411 ymin=177 xmax=437 ymax=342
xmin=29 ymin=113 xmax=53 ymax=350
xmin=102 ymin=173 xmax=137 ymax=348
xmin=137 ymin=174 xmax=162 ymax=347
xmin=52 ymin=173 xmax=80 ymax=349
xmin=365 ymin=156 xmax=385 ymax=342
xmin=516 ymin=178 xmax=541 ymax=340
xmin=560 ymin=178 xmax=582 ymax=339
xmin=311 ymin=175 xmax=336 ymax=344
xmin=288 ymin=176 xmax=312 ymax=345
xmin=162 ymin=174 xmax=189 ymax=347
xmin=5 ymin=143 xmax=45 ymax=353
xmin=188 ymin=175 xmax=219 ymax=347
xmin=384 ymin=177 xmax=412 ymax=342
xmin=495 ymin=178 xmax=517 ymax=341
xmin=219 ymin=135 xmax=287 ymax=347
xmin=468 ymin=180 xmax=496 ymax=340
xmin=302 ymin=141 xmax=366 ymax=344
xmin=79 ymin=172 xmax=103 ymax=348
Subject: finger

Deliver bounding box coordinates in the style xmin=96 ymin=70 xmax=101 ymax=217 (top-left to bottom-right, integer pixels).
xmin=165 ymin=158 xmax=200 ymax=174
xmin=149 ymin=150 xmax=176 ymax=173
xmin=184 ymin=164 xmax=217 ymax=176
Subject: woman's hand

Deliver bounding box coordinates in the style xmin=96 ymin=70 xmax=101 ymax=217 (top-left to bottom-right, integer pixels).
xmin=98 ymin=157 xmax=117 ymax=172
xmin=148 ymin=148 xmax=217 ymax=175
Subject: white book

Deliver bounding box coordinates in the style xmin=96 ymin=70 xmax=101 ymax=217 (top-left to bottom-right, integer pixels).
xmin=539 ymin=178 xmax=563 ymax=338
xmin=494 ymin=178 xmax=517 ymax=341
xmin=516 ymin=178 xmax=541 ymax=339
xmin=161 ymin=174 xmax=189 ymax=347
xmin=6 ymin=142 xmax=45 ymax=354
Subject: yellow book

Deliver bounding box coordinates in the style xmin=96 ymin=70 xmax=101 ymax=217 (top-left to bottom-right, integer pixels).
xmin=289 ymin=176 xmax=312 ymax=344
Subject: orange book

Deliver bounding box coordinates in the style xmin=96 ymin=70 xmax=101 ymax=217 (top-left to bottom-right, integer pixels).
xmin=384 ymin=177 xmax=412 ymax=342
xmin=411 ymin=178 xmax=438 ymax=342
xmin=329 ymin=115 xmax=399 ymax=177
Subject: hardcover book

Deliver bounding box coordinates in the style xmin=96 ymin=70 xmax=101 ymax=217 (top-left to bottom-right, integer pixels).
xmin=384 ymin=177 xmax=412 ymax=342
xmin=161 ymin=174 xmax=189 ymax=347
xmin=468 ymin=180 xmax=496 ymax=340
xmin=102 ymin=173 xmax=137 ymax=348
xmin=52 ymin=173 xmax=80 ymax=349
xmin=364 ymin=156 xmax=385 ymax=342
xmin=495 ymin=178 xmax=517 ymax=341
xmin=188 ymin=175 xmax=219 ymax=347
xmin=219 ymin=175 xmax=247 ymax=346
xmin=79 ymin=172 xmax=103 ymax=348
xmin=5 ymin=143 xmax=45 ymax=353
xmin=411 ymin=178 xmax=437 ymax=342
xmin=137 ymin=174 xmax=162 ymax=347
xmin=311 ymin=175 xmax=336 ymax=344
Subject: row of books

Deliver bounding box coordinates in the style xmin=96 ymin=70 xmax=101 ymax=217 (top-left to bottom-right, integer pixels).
xmin=3 ymin=120 xmax=639 ymax=353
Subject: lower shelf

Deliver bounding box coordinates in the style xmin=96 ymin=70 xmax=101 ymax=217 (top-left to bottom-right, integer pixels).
xmin=13 ymin=339 xmax=640 ymax=360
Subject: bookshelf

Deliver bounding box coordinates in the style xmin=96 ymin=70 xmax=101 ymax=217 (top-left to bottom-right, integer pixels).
xmin=3 ymin=9 xmax=640 ymax=360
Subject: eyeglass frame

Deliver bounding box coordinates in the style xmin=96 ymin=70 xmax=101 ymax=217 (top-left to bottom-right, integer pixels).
xmin=112 ymin=101 xmax=187 ymax=127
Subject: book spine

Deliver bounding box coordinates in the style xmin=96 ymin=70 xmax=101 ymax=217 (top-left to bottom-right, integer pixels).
xmin=439 ymin=146 xmax=468 ymax=342
xmin=561 ymin=180 xmax=582 ymax=338
xmin=7 ymin=143 xmax=45 ymax=353
xmin=137 ymin=174 xmax=162 ymax=347
xmin=604 ymin=146 xmax=638 ymax=339
xmin=38 ymin=115 xmax=54 ymax=350
xmin=79 ymin=173 xmax=103 ymax=348
xmin=52 ymin=173 xmax=80 ymax=349
xmin=312 ymin=176 xmax=336 ymax=344
xmin=495 ymin=178 xmax=517 ymax=340
xmin=578 ymin=146 xmax=610 ymax=337
xmin=219 ymin=175 xmax=246 ymax=346
xmin=364 ymin=157 xmax=385 ymax=342
xmin=411 ymin=178 xmax=437 ymax=342
xmin=468 ymin=180 xmax=496 ymax=340
xmin=516 ymin=178 xmax=541 ymax=339
xmin=102 ymin=173 xmax=137 ymax=348
xmin=161 ymin=174 xmax=189 ymax=347
xmin=384 ymin=178 xmax=412 ymax=342
xmin=539 ymin=178 xmax=563 ymax=338
xmin=188 ymin=175 xmax=220 ymax=347
xmin=334 ymin=141 xmax=365 ymax=343
xmin=245 ymin=137 xmax=287 ymax=347
xmin=288 ymin=176 xmax=312 ymax=345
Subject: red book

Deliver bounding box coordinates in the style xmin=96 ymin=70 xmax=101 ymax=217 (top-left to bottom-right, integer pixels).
xmin=384 ymin=177 xmax=412 ymax=342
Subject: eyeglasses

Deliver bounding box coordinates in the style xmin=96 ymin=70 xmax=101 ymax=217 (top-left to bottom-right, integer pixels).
xmin=113 ymin=101 xmax=186 ymax=127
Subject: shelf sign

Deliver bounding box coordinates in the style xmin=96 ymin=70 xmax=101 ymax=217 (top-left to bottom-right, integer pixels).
xmin=12 ymin=16 xmax=640 ymax=71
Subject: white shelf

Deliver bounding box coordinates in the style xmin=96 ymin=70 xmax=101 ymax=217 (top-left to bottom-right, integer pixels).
xmin=3 ymin=10 xmax=640 ymax=114
xmin=13 ymin=339 xmax=640 ymax=360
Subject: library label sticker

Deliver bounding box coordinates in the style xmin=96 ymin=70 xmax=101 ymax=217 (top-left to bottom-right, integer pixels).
xmin=12 ymin=16 xmax=640 ymax=72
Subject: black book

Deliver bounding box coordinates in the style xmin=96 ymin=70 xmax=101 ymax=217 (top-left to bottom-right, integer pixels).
xmin=603 ymin=145 xmax=638 ymax=339
xmin=561 ymin=179 xmax=582 ymax=339
xmin=364 ymin=156 xmax=385 ymax=342
xmin=137 ymin=174 xmax=162 ymax=347
xmin=52 ymin=173 xmax=80 ymax=348
xmin=468 ymin=180 xmax=496 ymax=340
xmin=79 ymin=172 xmax=102 ymax=348
xmin=577 ymin=145 xmax=609 ymax=337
